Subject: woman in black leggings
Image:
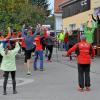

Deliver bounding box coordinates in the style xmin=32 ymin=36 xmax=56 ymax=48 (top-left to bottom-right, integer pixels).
xmin=0 ymin=41 xmax=20 ymax=95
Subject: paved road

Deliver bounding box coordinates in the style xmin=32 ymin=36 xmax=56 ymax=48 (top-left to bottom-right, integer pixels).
xmin=0 ymin=50 xmax=100 ymax=100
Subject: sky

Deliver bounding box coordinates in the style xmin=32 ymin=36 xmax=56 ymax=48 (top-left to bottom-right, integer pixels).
xmin=48 ymin=0 xmax=54 ymax=14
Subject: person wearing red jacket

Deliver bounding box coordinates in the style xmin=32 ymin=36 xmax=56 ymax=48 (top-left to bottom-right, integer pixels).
xmin=33 ymin=33 xmax=43 ymax=71
xmin=21 ymin=38 xmax=27 ymax=63
xmin=64 ymin=32 xmax=69 ymax=51
xmin=64 ymin=35 xmax=95 ymax=92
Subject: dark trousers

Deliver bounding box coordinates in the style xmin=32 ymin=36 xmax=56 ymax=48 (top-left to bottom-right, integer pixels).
xmin=46 ymin=45 xmax=53 ymax=60
xmin=78 ymin=64 xmax=90 ymax=88
xmin=3 ymin=71 xmax=16 ymax=92
xmin=0 ymin=54 xmax=3 ymax=63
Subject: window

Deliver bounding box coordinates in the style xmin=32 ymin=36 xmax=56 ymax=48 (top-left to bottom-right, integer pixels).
xmin=62 ymin=0 xmax=90 ymax=18
xmin=69 ymin=24 xmax=76 ymax=30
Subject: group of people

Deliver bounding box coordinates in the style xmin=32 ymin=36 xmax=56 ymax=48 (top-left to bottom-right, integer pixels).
xmin=0 ymin=14 xmax=99 ymax=95
xmin=0 ymin=24 xmax=55 ymax=95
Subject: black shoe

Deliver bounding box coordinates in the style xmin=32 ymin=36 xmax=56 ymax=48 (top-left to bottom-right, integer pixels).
xmin=34 ymin=68 xmax=37 ymax=71
xmin=3 ymin=91 xmax=7 ymax=95
xmin=40 ymin=69 xmax=44 ymax=71
xmin=13 ymin=90 xmax=17 ymax=94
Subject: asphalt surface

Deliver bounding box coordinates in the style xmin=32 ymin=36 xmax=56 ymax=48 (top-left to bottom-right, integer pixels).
xmin=0 ymin=49 xmax=100 ymax=100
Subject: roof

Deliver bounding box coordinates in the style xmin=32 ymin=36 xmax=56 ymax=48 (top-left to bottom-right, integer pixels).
xmin=59 ymin=0 xmax=78 ymax=8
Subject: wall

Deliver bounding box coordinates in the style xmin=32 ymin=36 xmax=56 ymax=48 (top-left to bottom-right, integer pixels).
xmin=54 ymin=0 xmax=65 ymax=13
xmin=62 ymin=0 xmax=100 ymax=30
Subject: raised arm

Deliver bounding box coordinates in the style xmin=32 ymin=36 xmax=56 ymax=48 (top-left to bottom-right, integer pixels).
xmin=97 ymin=15 xmax=100 ymax=21
xmin=31 ymin=27 xmax=40 ymax=39
xmin=11 ymin=42 xmax=20 ymax=55
xmin=22 ymin=28 xmax=27 ymax=38
xmin=92 ymin=14 xmax=96 ymax=22
xmin=0 ymin=43 xmax=4 ymax=54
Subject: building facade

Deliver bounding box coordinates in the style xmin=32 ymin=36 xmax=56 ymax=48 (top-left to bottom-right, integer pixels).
xmin=54 ymin=0 xmax=65 ymax=32
xmin=59 ymin=0 xmax=100 ymax=31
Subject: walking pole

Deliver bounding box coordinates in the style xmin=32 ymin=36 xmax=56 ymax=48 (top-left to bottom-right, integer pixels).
xmin=0 ymin=37 xmax=23 ymax=42
xmin=55 ymin=31 xmax=59 ymax=62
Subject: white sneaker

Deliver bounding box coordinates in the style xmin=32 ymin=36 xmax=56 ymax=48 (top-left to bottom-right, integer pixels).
xmin=27 ymin=72 xmax=31 ymax=75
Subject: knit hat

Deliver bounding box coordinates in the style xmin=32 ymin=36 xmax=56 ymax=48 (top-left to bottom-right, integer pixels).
xmin=80 ymin=35 xmax=86 ymax=40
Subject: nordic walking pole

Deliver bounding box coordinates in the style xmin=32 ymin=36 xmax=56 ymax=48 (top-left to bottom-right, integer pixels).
xmin=0 ymin=37 xmax=23 ymax=42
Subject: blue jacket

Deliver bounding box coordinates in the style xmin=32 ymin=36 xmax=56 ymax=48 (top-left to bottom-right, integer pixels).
xmin=22 ymin=29 xmax=38 ymax=50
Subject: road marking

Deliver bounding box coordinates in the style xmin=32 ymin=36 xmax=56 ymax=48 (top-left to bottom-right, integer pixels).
xmin=0 ymin=78 xmax=34 ymax=88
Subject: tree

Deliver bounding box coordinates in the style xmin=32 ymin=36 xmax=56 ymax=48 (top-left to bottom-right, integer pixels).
xmin=47 ymin=15 xmax=54 ymax=29
xmin=0 ymin=0 xmax=51 ymax=34
xmin=30 ymin=0 xmax=51 ymax=16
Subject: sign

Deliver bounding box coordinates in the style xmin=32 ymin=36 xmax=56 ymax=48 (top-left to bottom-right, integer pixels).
xmin=94 ymin=7 xmax=100 ymax=16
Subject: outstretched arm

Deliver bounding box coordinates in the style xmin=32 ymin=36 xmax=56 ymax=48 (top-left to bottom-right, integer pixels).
xmin=62 ymin=44 xmax=78 ymax=57
xmin=67 ymin=44 xmax=77 ymax=56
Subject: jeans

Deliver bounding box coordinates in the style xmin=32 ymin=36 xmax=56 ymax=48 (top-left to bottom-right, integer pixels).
xmin=64 ymin=42 xmax=69 ymax=51
xmin=59 ymin=41 xmax=64 ymax=50
xmin=33 ymin=50 xmax=43 ymax=70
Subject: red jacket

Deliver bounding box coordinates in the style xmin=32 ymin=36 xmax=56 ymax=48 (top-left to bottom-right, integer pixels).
xmin=67 ymin=40 xmax=95 ymax=64
xmin=34 ymin=35 xmax=42 ymax=50
xmin=0 ymin=36 xmax=4 ymax=40
xmin=64 ymin=35 xmax=68 ymax=42
xmin=44 ymin=30 xmax=47 ymax=39
xmin=21 ymin=38 xmax=26 ymax=48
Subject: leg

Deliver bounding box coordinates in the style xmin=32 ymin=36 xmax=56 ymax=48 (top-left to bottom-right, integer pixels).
xmin=0 ymin=54 xmax=3 ymax=64
xmin=45 ymin=47 xmax=48 ymax=57
xmin=69 ymin=55 xmax=72 ymax=61
xmin=27 ymin=59 xmax=31 ymax=74
xmin=22 ymin=47 xmax=27 ymax=63
xmin=33 ymin=51 xmax=38 ymax=70
xmin=26 ymin=50 xmax=32 ymax=74
xmin=11 ymin=71 xmax=17 ymax=94
xmin=24 ymin=49 xmax=27 ymax=63
xmin=38 ymin=50 xmax=43 ymax=71
xmin=3 ymin=71 xmax=9 ymax=95
xmin=78 ymin=64 xmax=84 ymax=88
xmin=84 ymin=64 xmax=91 ymax=90
xmin=66 ymin=41 xmax=69 ymax=51
xmin=48 ymin=45 xmax=53 ymax=61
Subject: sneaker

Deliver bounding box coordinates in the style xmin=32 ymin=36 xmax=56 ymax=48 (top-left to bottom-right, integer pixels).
xmin=3 ymin=91 xmax=7 ymax=95
xmin=77 ymin=86 xmax=84 ymax=92
xmin=34 ymin=68 xmax=38 ymax=71
xmin=27 ymin=72 xmax=31 ymax=75
xmin=85 ymin=87 xmax=90 ymax=91
xmin=47 ymin=59 xmax=52 ymax=62
xmin=13 ymin=90 xmax=18 ymax=94
xmin=68 ymin=60 xmax=72 ymax=63
xmin=24 ymin=63 xmax=27 ymax=65
xmin=40 ymin=69 xmax=44 ymax=71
